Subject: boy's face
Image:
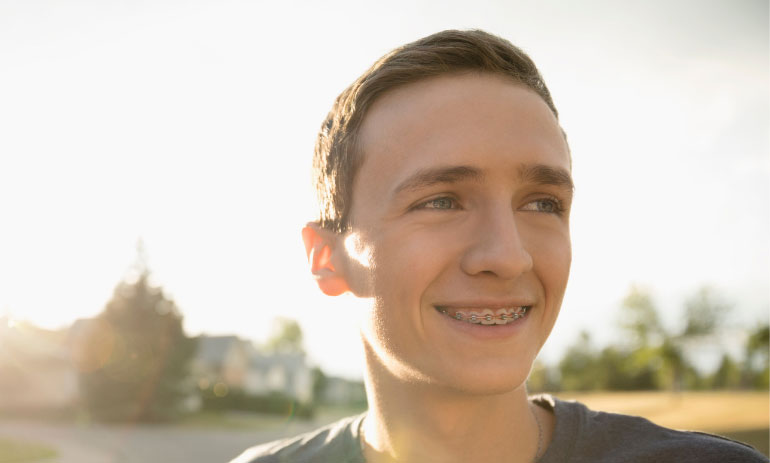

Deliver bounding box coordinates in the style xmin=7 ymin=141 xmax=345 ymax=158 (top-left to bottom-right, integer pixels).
xmin=340 ymin=73 xmax=572 ymax=393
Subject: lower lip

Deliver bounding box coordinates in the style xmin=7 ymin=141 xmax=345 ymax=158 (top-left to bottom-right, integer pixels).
xmin=432 ymin=307 xmax=531 ymax=340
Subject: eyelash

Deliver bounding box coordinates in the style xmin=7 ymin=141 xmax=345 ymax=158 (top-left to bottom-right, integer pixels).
xmin=413 ymin=195 xmax=565 ymax=215
xmin=523 ymin=197 xmax=565 ymax=215
xmin=414 ymin=196 xmax=459 ymax=211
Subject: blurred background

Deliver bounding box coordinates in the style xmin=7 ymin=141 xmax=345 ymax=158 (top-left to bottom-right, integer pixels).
xmin=1 ymin=0 xmax=767 ymax=461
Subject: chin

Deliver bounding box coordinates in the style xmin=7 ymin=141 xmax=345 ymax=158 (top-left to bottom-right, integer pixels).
xmin=434 ymin=359 xmax=532 ymax=396
xmin=363 ymin=333 xmax=535 ymax=396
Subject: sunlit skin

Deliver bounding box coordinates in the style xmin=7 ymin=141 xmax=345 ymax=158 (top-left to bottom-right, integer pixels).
xmin=303 ymin=73 xmax=573 ymax=463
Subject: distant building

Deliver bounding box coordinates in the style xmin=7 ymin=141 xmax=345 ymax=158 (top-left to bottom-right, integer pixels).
xmin=193 ymin=335 xmax=314 ymax=404
xmin=245 ymin=350 xmax=313 ymax=403
xmin=193 ymin=335 xmax=251 ymax=389
xmin=0 ymin=319 xmax=316 ymax=414
xmin=321 ymin=376 xmax=367 ymax=406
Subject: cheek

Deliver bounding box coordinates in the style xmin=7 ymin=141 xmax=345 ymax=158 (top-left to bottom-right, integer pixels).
xmin=528 ymin=226 xmax=571 ymax=294
xmin=370 ymin=226 xmax=455 ymax=291
xmin=366 ymin=226 xmax=462 ymax=333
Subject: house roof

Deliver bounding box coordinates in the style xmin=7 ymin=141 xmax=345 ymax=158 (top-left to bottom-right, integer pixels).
xmin=196 ymin=335 xmax=243 ymax=365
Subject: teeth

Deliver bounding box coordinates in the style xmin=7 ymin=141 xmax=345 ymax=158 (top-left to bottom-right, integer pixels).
xmin=440 ymin=307 xmax=529 ymax=325
xmin=480 ymin=309 xmax=495 ymax=325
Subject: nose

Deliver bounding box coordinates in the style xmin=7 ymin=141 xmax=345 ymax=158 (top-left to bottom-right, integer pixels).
xmin=459 ymin=208 xmax=533 ymax=279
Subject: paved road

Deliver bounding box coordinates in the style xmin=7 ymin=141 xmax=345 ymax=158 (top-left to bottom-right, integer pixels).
xmin=0 ymin=418 xmax=324 ymax=463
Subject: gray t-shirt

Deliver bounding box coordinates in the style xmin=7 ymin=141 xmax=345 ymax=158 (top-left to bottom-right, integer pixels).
xmin=230 ymin=395 xmax=767 ymax=462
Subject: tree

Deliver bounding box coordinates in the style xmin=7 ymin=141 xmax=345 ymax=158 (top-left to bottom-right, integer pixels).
xmin=710 ymin=354 xmax=741 ymax=389
xmin=311 ymin=366 xmax=328 ymax=404
xmin=73 ymin=270 xmax=196 ymax=422
xmin=743 ymin=324 xmax=769 ymax=389
xmin=558 ymin=331 xmax=601 ymax=391
xmin=616 ymin=286 xmax=701 ymax=391
xmin=527 ymin=360 xmax=561 ymax=393
xmin=658 ymin=338 xmax=686 ymax=391
xmin=599 ymin=345 xmax=661 ymax=391
xmin=619 ymin=286 xmax=664 ymax=347
xmin=616 ymin=285 xmax=734 ymax=391
xmin=682 ymin=287 xmax=730 ymax=337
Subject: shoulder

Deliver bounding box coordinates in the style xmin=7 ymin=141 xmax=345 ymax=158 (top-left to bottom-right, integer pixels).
xmin=230 ymin=414 xmax=364 ymax=463
xmin=228 ymin=413 xmax=366 ymax=463
xmin=532 ymin=394 xmax=767 ymax=463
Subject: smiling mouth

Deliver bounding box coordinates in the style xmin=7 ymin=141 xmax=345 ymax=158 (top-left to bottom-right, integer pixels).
xmin=434 ymin=306 xmax=530 ymax=325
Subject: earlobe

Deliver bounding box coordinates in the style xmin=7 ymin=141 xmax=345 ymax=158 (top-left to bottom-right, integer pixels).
xmin=301 ymin=223 xmax=351 ymax=296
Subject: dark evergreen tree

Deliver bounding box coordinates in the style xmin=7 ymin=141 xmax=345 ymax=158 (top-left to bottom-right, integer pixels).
xmin=743 ymin=324 xmax=769 ymax=389
xmin=75 ymin=262 xmax=196 ymax=422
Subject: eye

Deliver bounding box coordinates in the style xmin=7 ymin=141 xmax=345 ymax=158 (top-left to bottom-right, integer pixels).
xmin=415 ymin=196 xmax=458 ymax=210
xmin=521 ymin=197 xmax=564 ymax=214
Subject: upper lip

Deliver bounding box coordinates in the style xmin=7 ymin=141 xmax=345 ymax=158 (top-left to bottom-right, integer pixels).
xmin=434 ymin=300 xmax=535 ymax=310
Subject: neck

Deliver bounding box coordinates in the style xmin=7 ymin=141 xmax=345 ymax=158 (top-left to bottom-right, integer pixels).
xmin=360 ymin=342 xmax=550 ymax=463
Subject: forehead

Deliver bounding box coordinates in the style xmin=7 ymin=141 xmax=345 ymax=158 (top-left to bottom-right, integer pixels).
xmin=353 ymin=73 xmax=570 ymax=210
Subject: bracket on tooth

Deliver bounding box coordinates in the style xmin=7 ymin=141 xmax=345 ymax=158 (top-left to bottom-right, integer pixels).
xmin=449 ymin=307 xmax=529 ymax=323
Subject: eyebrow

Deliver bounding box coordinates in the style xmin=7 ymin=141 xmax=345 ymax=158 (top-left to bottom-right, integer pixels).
xmin=393 ymin=165 xmax=484 ymax=195
xmin=519 ymin=163 xmax=575 ymax=192
xmin=392 ymin=163 xmax=575 ymax=197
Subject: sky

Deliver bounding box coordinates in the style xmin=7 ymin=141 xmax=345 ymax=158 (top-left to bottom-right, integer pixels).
xmin=1 ymin=0 xmax=767 ymax=379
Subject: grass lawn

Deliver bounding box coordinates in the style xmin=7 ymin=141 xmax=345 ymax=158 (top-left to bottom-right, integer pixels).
xmin=0 ymin=437 xmax=57 ymax=463
xmin=557 ymin=391 xmax=769 ymax=456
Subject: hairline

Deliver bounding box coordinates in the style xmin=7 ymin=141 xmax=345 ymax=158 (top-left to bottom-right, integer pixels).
xmin=338 ymin=70 xmax=570 ymax=231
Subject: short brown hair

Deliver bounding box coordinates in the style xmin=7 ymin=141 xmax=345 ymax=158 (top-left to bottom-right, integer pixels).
xmin=313 ymin=29 xmax=559 ymax=232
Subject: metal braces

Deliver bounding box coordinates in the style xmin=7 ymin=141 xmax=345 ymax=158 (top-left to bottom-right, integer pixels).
xmin=442 ymin=309 xmax=527 ymax=322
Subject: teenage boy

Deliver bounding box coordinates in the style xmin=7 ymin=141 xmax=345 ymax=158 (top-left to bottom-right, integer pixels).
xmin=232 ymin=30 xmax=766 ymax=463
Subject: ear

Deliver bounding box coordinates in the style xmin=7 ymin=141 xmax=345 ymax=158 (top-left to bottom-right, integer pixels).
xmin=301 ymin=222 xmax=351 ymax=296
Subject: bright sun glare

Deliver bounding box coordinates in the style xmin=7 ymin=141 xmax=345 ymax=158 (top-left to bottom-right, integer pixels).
xmin=0 ymin=0 xmax=767 ymax=378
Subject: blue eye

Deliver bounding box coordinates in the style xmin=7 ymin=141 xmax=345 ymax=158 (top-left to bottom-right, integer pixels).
xmin=419 ymin=197 xmax=457 ymax=210
xmin=535 ymin=199 xmax=557 ymax=213
xmin=523 ymin=198 xmax=563 ymax=214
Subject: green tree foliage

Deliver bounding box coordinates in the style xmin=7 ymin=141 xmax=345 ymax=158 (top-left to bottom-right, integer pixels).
xmin=557 ymin=332 xmax=661 ymax=391
xmin=619 ymin=286 xmax=665 ymax=347
xmin=311 ymin=366 xmax=328 ymax=403
xmin=599 ymin=345 xmax=661 ymax=390
xmin=743 ymin=324 xmax=769 ymax=389
xmin=527 ymin=360 xmax=561 ymax=393
xmin=618 ymin=285 xmax=727 ymax=391
xmin=264 ymin=317 xmax=304 ymax=354
xmin=616 ymin=286 xmax=684 ymax=389
xmin=682 ymin=287 xmax=730 ymax=337
xmin=710 ymin=354 xmax=741 ymax=389
xmin=670 ymin=286 xmax=730 ymax=390
xmin=558 ymin=331 xmax=601 ymax=391
xmin=658 ymin=338 xmax=686 ymax=391
xmin=552 ymin=286 xmax=763 ymax=392
xmin=74 ymin=271 xmax=196 ymax=422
